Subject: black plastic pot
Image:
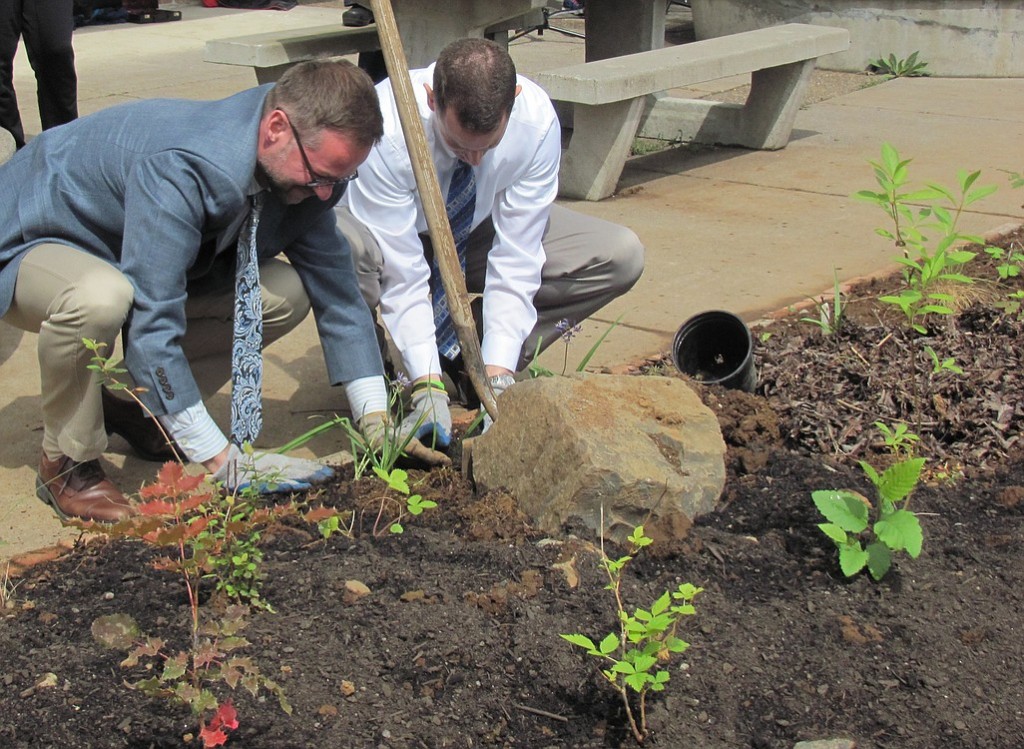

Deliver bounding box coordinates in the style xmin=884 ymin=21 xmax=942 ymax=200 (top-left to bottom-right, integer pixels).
xmin=671 ymin=310 xmax=756 ymax=392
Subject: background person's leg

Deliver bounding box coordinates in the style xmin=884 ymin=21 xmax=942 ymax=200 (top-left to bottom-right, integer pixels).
xmin=21 ymin=0 xmax=76 ymax=131
xmin=0 ymin=0 xmax=25 ymax=147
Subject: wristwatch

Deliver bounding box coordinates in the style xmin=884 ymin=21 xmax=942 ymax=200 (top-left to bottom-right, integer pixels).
xmin=488 ymin=374 xmax=516 ymax=394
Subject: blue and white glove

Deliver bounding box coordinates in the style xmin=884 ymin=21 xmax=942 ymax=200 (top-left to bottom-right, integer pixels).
xmin=400 ymin=380 xmax=452 ymax=449
xmin=482 ymin=373 xmax=516 ymax=433
xmin=212 ymin=443 xmax=334 ymax=494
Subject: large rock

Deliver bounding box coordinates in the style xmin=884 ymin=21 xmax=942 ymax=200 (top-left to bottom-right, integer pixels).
xmin=472 ymin=374 xmax=726 ymax=544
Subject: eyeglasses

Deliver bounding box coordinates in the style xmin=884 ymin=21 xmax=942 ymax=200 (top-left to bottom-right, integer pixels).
xmin=288 ymin=120 xmax=358 ymax=189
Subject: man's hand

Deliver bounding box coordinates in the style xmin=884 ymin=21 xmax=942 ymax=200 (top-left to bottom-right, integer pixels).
xmin=212 ymin=444 xmax=335 ymax=493
xmin=359 ymin=411 xmax=451 ymax=467
xmin=400 ymin=381 xmax=452 ymax=449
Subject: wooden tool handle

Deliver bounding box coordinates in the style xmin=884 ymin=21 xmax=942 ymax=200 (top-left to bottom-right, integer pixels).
xmin=370 ymin=0 xmax=499 ymax=422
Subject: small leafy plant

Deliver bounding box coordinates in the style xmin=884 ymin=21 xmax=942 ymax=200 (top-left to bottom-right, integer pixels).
xmin=868 ymin=51 xmax=929 ymax=78
xmin=873 ymin=420 xmax=919 ymax=458
xmin=561 ymin=526 xmax=702 ymax=743
xmin=370 ymin=466 xmax=436 ymax=535
xmin=74 ymin=463 xmax=330 ymax=746
xmin=812 ymin=455 xmax=925 ymax=581
xmin=800 ymin=270 xmax=846 ymax=335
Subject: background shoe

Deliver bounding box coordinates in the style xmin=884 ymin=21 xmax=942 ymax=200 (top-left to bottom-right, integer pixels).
xmin=36 ymin=454 xmax=135 ymax=523
xmin=101 ymin=388 xmax=183 ymax=462
xmin=342 ymin=3 xmax=373 ymax=26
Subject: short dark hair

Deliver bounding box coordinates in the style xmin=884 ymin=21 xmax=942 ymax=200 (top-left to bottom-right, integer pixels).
xmin=265 ymin=58 xmax=384 ymax=149
xmin=432 ymin=38 xmax=517 ymax=133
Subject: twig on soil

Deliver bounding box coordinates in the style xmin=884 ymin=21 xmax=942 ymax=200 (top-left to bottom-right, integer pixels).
xmin=514 ymin=703 xmax=569 ymax=722
xmin=849 ymin=344 xmax=871 ymax=368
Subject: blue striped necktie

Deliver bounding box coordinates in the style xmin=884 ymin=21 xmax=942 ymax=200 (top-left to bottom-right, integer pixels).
xmin=432 ymin=160 xmax=475 ymax=360
xmin=230 ymin=192 xmax=264 ymax=446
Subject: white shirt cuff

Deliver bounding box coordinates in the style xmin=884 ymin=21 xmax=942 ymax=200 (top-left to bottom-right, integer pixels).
xmin=158 ymin=403 xmax=229 ymax=464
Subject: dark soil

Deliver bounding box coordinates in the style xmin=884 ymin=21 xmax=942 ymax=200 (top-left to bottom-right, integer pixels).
xmin=2 ymin=228 xmax=1024 ymax=749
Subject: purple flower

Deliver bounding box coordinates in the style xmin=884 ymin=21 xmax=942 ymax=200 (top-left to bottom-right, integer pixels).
xmin=556 ymin=318 xmax=583 ymax=343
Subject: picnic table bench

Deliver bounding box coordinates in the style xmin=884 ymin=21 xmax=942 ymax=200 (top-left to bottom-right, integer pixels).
xmin=532 ymin=23 xmax=850 ymax=200
xmin=203 ymin=11 xmax=543 ymax=85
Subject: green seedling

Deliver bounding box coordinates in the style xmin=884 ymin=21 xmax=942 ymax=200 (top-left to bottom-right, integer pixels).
xmin=873 ymin=420 xmax=919 ymax=458
xmin=984 ymin=245 xmax=1024 ymax=280
xmin=923 ymin=345 xmax=963 ymax=376
xmin=371 ymin=466 xmax=436 ymax=535
xmin=813 ymin=455 xmax=925 ymax=581
xmin=561 ymin=525 xmax=702 ymax=743
xmin=868 ymin=51 xmax=929 ymax=78
xmin=800 ymin=270 xmax=846 ymax=335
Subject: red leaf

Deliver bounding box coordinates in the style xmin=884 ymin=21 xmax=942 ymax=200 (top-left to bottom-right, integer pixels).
xmin=198 ymin=724 xmax=229 ymax=748
xmin=199 ymin=701 xmax=239 ymax=747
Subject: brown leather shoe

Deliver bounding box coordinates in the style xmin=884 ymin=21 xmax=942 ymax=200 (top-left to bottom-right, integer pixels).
xmin=35 ymin=454 xmax=136 ymax=523
xmin=101 ymin=388 xmax=182 ymax=462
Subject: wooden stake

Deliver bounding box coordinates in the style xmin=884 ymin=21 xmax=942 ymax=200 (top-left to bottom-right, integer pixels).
xmin=370 ymin=0 xmax=498 ymax=422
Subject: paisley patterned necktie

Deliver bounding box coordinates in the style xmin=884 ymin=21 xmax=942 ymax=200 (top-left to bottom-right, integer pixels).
xmin=230 ymin=192 xmax=264 ymax=446
xmin=432 ymin=160 xmax=476 ymax=360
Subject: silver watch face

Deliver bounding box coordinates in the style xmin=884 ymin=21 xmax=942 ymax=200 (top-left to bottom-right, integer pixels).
xmin=489 ymin=374 xmax=516 ymax=390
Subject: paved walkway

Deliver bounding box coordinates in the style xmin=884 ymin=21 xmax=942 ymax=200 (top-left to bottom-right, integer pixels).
xmin=2 ymin=3 xmax=1022 ymax=567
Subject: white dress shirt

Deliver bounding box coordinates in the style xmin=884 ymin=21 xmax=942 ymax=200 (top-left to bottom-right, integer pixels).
xmin=343 ymin=65 xmax=561 ymax=380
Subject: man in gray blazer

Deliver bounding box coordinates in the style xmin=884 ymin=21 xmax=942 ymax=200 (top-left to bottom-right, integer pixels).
xmin=0 ymin=59 xmax=443 ymax=524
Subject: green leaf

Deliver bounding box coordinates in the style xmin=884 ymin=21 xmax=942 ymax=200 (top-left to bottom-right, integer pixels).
xmin=866 ymin=541 xmax=893 ymax=580
xmin=812 ymin=490 xmax=869 ymax=533
xmin=839 ymin=542 xmax=869 ymax=577
xmin=650 ymin=591 xmax=671 ymax=617
xmin=599 ymin=632 xmax=620 ymax=655
xmin=875 ymin=509 xmax=923 ymax=557
xmin=877 ymin=458 xmax=926 ymax=503
xmin=818 ymin=522 xmax=848 ymax=545
xmin=561 ymin=633 xmax=597 ymax=651
xmin=625 ymin=672 xmax=651 ymax=693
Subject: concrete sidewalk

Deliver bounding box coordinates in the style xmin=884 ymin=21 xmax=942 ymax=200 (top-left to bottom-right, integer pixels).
xmin=2 ymin=3 xmax=1022 ymax=567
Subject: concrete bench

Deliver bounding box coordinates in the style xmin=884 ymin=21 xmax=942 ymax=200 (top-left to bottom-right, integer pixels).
xmin=533 ymin=23 xmax=850 ymax=201
xmin=204 ymin=24 xmax=382 ymax=85
xmin=204 ymin=11 xmax=544 ymax=85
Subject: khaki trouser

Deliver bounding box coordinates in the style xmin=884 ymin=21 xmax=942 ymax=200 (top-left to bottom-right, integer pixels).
xmin=2 ymin=243 xmax=309 ymax=462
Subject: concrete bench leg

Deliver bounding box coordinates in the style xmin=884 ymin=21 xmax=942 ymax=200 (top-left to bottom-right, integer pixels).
xmin=638 ymin=58 xmax=816 ymax=149
xmin=558 ymin=97 xmax=646 ymax=201
xmin=253 ymin=64 xmax=295 ymax=85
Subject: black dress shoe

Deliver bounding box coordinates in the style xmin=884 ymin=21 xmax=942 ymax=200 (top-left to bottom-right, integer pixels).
xmin=101 ymin=388 xmax=183 ymax=462
xmin=342 ymin=3 xmax=373 ymax=26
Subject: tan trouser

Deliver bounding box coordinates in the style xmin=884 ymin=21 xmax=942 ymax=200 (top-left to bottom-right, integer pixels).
xmin=2 ymin=243 xmax=309 ymax=462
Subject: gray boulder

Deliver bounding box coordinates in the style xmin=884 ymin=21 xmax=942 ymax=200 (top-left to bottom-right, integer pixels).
xmin=472 ymin=373 xmax=726 ymax=544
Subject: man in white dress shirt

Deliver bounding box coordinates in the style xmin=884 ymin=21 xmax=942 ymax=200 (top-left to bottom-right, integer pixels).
xmin=335 ymin=38 xmax=644 ymax=448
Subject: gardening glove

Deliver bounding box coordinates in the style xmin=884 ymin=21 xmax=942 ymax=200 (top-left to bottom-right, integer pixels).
xmin=400 ymin=380 xmax=453 ymax=449
xmin=358 ymin=411 xmax=452 ymax=467
xmin=481 ymin=373 xmax=516 ymax=434
xmin=212 ymin=443 xmax=335 ymax=494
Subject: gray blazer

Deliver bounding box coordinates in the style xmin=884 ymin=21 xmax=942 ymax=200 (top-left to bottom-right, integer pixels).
xmin=0 ymin=86 xmax=383 ymax=415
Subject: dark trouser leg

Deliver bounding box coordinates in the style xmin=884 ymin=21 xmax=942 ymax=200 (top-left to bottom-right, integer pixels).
xmin=0 ymin=0 xmax=25 ymax=147
xmin=22 ymin=0 xmax=76 ymax=131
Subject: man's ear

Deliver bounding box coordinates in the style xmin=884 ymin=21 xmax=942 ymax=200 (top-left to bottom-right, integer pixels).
xmin=260 ymin=108 xmax=290 ymax=151
xmin=424 ymin=83 xmax=437 ymax=112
